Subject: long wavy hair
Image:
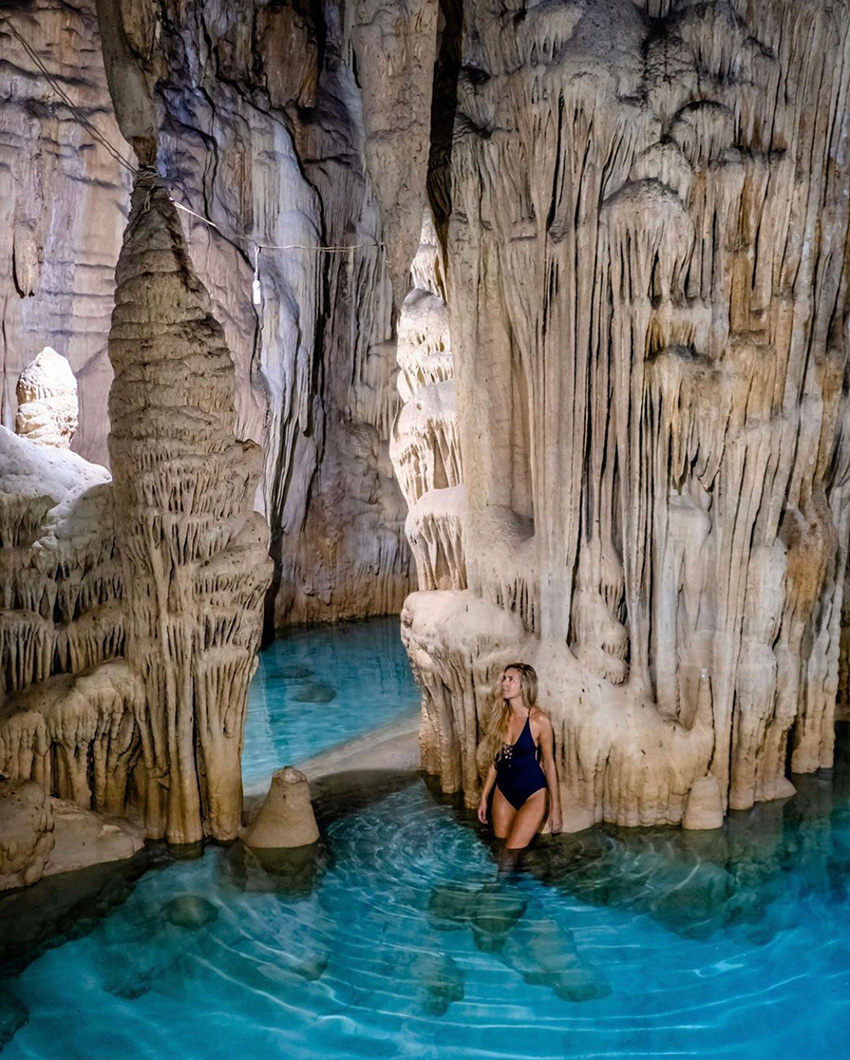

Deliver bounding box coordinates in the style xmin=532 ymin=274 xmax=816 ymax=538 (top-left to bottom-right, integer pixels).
xmin=485 ymin=663 xmax=538 ymax=763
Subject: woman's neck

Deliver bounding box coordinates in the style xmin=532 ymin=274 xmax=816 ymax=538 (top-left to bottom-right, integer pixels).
xmin=508 ymin=697 xmax=527 ymax=716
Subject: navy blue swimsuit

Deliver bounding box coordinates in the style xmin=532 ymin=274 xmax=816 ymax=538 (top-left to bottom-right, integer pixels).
xmin=495 ymin=714 xmax=547 ymax=810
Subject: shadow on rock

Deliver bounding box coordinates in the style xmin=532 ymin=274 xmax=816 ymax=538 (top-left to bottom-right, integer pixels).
xmin=0 ymin=847 xmax=151 ymax=978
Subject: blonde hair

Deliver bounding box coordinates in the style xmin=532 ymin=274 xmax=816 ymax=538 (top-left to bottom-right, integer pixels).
xmin=484 ymin=663 xmax=538 ymax=763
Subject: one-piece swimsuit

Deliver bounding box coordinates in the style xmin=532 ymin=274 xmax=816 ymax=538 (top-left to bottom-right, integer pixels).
xmin=495 ymin=714 xmax=547 ymax=810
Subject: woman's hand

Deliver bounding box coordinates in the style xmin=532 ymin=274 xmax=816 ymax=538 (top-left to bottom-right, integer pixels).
xmin=548 ymin=808 xmax=562 ymax=834
xmin=477 ymin=796 xmax=489 ymax=824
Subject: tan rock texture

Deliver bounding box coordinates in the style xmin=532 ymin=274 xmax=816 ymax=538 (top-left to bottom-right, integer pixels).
xmin=45 ymin=798 xmax=144 ymax=877
xmin=15 ymin=347 xmax=79 ymax=448
xmin=400 ymin=0 xmax=850 ymax=828
xmin=107 ymin=169 xmax=273 ymax=844
xmin=1 ymin=0 xmax=426 ymax=627
xmin=0 ymin=2 xmax=131 ymax=465
xmin=0 ymin=425 xmax=121 ymax=700
xmin=243 ymin=766 xmax=319 ymax=849
xmin=0 ymin=778 xmax=54 ymax=891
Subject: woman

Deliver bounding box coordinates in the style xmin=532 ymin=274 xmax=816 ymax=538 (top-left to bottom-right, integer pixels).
xmin=477 ymin=663 xmax=562 ymax=854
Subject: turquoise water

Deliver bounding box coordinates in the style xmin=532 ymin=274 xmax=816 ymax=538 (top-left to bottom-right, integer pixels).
xmin=3 ymin=764 xmax=849 ymax=1058
xmin=242 ymin=618 xmax=421 ymax=783
xmin=1 ymin=616 xmax=849 ymax=1058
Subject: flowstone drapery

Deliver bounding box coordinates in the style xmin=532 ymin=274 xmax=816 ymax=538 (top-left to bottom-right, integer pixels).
xmin=400 ymin=0 xmax=850 ymax=828
xmin=107 ymin=170 xmax=272 ymax=845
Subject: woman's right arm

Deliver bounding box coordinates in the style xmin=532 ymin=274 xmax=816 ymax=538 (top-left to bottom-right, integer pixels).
xmin=478 ymin=764 xmax=497 ymax=823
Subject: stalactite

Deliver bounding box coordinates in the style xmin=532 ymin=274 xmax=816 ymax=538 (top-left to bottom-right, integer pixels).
xmin=400 ymin=0 xmax=850 ymax=828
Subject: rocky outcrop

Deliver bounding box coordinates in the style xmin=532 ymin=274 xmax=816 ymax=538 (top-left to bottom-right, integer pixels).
xmin=1 ymin=0 xmax=427 ymax=627
xmin=107 ymin=169 xmax=273 ymax=844
xmin=0 ymin=779 xmax=54 ymax=891
xmin=0 ymin=777 xmax=143 ymax=892
xmin=401 ymin=0 xmax=850 ymax=828
xmin=0 ymin=2 xmax=131 ymax=466
xmin=15 ymin=347 xmax=78 ymax=449
xmin=0 ymin=426 xmax=120 ymax=699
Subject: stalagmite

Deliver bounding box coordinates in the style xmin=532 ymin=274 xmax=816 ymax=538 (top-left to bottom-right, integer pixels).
xmin=392 ymin=218 xmax=466 ymax=601
xmin=400 ymin=0 xmax=850 ymax=828
xmin=243 ymin=767 xmax=319 ymax=849
xmin=0 ymin=426 xmax=121 ymax=698
xmin=15 ymin=347 xmax=79 ymax=449
xmin=107 ymin=169 xmax=273 ymax=845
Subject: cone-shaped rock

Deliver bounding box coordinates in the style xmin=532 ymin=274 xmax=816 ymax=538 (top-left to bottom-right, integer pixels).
xmin=107 ymin=168 xmax=273 ymax=844
xmin=243 ymin=766 xmax=319 ymax=849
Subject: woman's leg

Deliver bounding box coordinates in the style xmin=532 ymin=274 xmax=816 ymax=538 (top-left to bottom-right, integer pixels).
xmin=505 ymin=789 xmax=547 ymax=850
xmin=491 ymin=787 xmax=516 ymax=839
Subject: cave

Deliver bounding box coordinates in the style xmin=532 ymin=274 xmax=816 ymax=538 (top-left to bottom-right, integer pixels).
xmin=1 ymin=0 xmax=850 ymax=1055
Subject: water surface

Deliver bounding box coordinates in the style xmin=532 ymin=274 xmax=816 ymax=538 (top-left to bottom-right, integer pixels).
xmin=242 ymin=617 xmax=420 ymax=783
xmin=1 ymin=616 xmax=848 ymax=1059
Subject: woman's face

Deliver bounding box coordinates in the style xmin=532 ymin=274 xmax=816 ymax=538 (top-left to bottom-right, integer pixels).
xmin=502 ymin=668 xmax=522 ymax=701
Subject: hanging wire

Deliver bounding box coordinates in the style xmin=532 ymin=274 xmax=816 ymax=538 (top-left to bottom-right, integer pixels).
xmin=0 ymin=12 xmax=385 ymax=260
xmin=0 ymin=13 xmax=138 ymax=176
xmin=171 ymin=200 xmax=384 ymax=255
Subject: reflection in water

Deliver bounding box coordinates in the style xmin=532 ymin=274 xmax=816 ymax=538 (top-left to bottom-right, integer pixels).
xmin=429 ymin=879 xmax=610 ymax=1001
xmin=225 ymin=839 xmax=327 ymax=898
xmin=0 ymin=729 xmax=847 ymax=1059
xmin=517 ymin=727 xmax=850 ymax=942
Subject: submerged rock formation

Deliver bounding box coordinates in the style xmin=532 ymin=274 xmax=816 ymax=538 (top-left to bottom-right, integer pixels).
xmin=107 ymin=170 xmax=273 ymax=844
xmin=401 ymin=0 xmax=850 ymax=828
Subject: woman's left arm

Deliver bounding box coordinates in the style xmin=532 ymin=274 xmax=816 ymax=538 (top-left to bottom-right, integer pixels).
xmin=537 ymin=713 xmax=562 ymax=833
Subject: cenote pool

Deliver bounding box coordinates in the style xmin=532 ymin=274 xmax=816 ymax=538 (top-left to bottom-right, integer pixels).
xmin=1 ymin=620 xmax=849 ymax=1059
xmin=242 ymin=617 xmax=421 ymax=784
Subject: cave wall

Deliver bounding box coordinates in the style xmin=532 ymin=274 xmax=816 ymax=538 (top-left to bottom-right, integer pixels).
xmin=1 ymin=0 xmax=429 ymax=626
xmin=0 ymin=1 xmax=131 ymax=465
xmin=6 ymin=0 xmax=850 ymax=836
xmin=397 ymin=0 xmax=850 ymax=828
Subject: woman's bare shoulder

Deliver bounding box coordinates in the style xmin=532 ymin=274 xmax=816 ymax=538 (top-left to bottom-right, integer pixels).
xmin=529 ymin=705 xmax=552 ymax=729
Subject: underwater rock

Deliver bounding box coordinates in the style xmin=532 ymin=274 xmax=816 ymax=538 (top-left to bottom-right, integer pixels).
xmin=276 ymin=665 xmax=314 ymax=680
xmin=501 ymin=918 xmax=611 ymax=1003
xmin=0 ymin=988 xmax=28 ymax=1048
xmin=257 ymin=952 xmax=328 ymax=985
xmin=0 ymin=852 xmax=149 ymax=977
xmin=243 ymin=767 xmax=319 ymax=849
xmin=291 ymin=682 xmax=337 ymax=704
xmin=163 ymin=894 xmax=219 ymax=930
xmin=227 ymin=838 xmax=325 ymax=898
xmin=429 ymin=880 xmax=527 ymax=952
xmin=411 ymin=951 xmax=465 ymax=1016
